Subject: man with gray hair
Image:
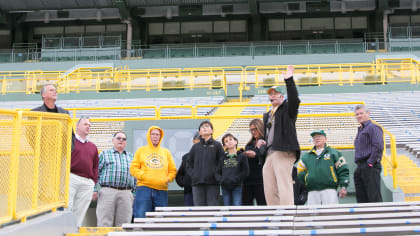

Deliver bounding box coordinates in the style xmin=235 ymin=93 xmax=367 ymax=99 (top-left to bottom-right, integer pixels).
xmin=32 ymin=84 xmax=75 ymax=150
xmin=354 ymin=104 xmax=384 ymax=203
xmin=32 ymin=84 xmax=69 ymax=115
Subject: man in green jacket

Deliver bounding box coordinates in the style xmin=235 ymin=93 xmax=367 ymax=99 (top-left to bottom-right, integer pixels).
xmin=297 ymin=129 xmax=349 ymax=205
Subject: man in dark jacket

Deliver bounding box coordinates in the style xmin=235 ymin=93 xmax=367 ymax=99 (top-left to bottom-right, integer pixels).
xmin=186 ymin=121 xmax=224 ymax=206
xmin=175 ymin=132 xmax=200 ymax=206
xmin=354 ymin=104 xmax=384 ymax=203
xmin=32 ymin=84 xmax=75 ymax=150
xmin=258 ymin=65 xmax=300 ymax=205
xmin=31 ymin=84 xmax=70 ymax=115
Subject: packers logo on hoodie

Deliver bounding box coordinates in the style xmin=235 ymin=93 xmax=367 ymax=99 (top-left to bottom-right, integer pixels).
xmin=146 ymin=153 xmax=164 ymax=169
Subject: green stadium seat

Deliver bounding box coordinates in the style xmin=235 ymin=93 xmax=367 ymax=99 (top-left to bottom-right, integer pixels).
xmin=142 ymin=49 xmax=166 ymax=59
xmin=225 ymin=46 xmax=250 ymax=56
xmin=310 ymin=44 xmax=336 ymax=54
xmin=169 ymin=48 xmax=194 ymax=58
xmin=282 ymin=44 xmax=307 ymax=55
xmin=339 ymin=43 xmax=365 ymax=53
xmin=197 ymin=47 xmax=223 ymax=57
xmin=254 ymin=45 xmax=278 ymax=56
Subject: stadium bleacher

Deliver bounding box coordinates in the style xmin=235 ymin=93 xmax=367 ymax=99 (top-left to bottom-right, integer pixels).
xmin=104 ymin=202 xmax=420 ymax=236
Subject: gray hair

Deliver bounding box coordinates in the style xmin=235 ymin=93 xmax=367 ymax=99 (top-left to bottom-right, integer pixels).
xmin=354 ymin=104 xmax=369 ymax=113
xmin=40 ymin=84 xmax=56 ymax=97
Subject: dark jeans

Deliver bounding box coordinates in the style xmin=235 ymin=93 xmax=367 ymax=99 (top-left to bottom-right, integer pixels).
xmin=222 ymin=185 xmax=242 ymax=206
xmin=134 ymin=186 xmax=168 ymax=218
xmin=192 ymin=184 xmax=220 ymax=206
xmin=184 ymin=191 xmax=194 ymax=206
xmin=242 ymin=183 xmax=266 ymax=205
xmin=354 ymin=161 xmax=383 ymax=203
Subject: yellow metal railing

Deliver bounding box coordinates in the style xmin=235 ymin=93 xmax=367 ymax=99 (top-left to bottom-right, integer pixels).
xmin=373 ymin=120 xmax=398 ymax=189
xmin=1 ymin=58 xmax=420 ymax=98
xmin=0 ymin=109 xmax=72 ymax=226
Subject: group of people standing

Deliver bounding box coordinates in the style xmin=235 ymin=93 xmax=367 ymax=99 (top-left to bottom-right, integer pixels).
xmin=31 ymin=64 xmax=385 ymax=227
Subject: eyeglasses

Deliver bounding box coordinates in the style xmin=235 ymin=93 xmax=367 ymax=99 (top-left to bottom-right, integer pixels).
xmin=116 ymin=137 xmax=127 ymax=141
xmin=249 ymin=128 xmax=258 ymax=133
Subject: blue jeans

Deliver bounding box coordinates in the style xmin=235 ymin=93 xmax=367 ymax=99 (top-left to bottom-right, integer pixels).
xmin=222 ymin=185 xmax=242 ymax=206
xmin=134 ymin=186 xmax=168 ymax=218
xmin=184 ymin=192 xmax=194 ymax=206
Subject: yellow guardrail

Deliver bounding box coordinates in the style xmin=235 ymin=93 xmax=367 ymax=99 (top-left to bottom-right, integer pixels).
xmin=1 ymin=58 xmax=420 ymax=99
xmin=0 ymin=109 xmax=72 ymax=226
xmin=373 ymin=120 xmax=398 ymax=189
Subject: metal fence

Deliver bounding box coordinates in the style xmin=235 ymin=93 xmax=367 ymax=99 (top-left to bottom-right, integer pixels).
xmin=2 ymin=58 xmax=417 ymax=100
xmin=0 ymin=110 xmax=72 ymax=225
xmin=0 ymin=40 xmax=368 ymax=63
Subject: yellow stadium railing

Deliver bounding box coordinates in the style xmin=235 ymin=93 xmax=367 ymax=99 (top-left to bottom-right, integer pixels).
xmin=0 ymin=109 xmax=72 ymax=226
xmin=1 ymin=58 xmax=420 ymax=100
xmin=373 ymin=120 xmax=398 ymax=189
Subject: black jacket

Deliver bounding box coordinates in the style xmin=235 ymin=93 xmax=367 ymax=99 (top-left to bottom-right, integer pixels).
xmin=32 ymin=103 xmax=70 ymax=115
xmin=31 ymin=103 xmax=75 ymax=151
xmin=263 ymin=77 xmax=301 ymax=161
xmin=175 ymin=153 xmax=193 ymax=193
xmin=218 ymin=150 xmax=249 ymax=190
xmin=244 ymin=139 xmax=265 ymax=185
xmin=186 ymin=137 xmax=224 ymax=185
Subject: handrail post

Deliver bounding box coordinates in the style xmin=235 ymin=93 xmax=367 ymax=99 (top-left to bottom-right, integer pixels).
xmin=410 ymin=63 xmax=416 ymax=84
xmin=222 ymin=70 xmax=227 ymax=96
xmin=54 ymin=121 xmax=63 ymax=204
xmin=189 ymin=70 xmax=194 ymax=91
xmin=317 ymin=66 xmax=321 ymax=86
xmin=31 ymin=117 xmax=43 ymax=212
xmin=192 ymin=106 xmax=196 ymax=119
xmin=155 ymin=106 xmax=160 ymax=120
xmin=255 ymin=68 xmax=259 ymax=88
xmin=339 ymin=65 xmax=343 ymax=86
xmin=239 ymin=69 xmax=243 ymax=102
xmin=10 ymin=111 xmax=22 ymax=221
xmin=64 ymin=117 xmax=73 ymax=208
xmin=3 ymin=75 xmax=8 ymax=95
xmin=390 ymin=135 xmax=398 ymax=189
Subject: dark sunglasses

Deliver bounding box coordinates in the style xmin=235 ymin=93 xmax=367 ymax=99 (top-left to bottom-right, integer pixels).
xmin=116 ymin=137 xmax=127 ymax=141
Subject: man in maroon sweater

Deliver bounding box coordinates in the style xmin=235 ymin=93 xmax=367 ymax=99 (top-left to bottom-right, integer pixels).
xmin=68 ymin=117 xmax=99 ymax=226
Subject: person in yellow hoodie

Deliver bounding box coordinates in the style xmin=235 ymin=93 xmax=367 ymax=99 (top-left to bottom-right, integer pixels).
xmin=130 ymin=126 xmax=177 ymax=218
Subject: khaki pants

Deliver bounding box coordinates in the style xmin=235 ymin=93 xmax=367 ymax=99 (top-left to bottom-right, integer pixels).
xmin=96 ymin=187 xmax=134 ymax=227
xmin=263 ymin=151 xmax=295 ymax=205
xmin=68 ymin=173 xmax=95 ymax=227
xmin=307 ymin=189 xmax=339 ymax=205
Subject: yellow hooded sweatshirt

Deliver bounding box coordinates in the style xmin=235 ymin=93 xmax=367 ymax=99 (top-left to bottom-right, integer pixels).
xmin=130 ymin=126 xmax=177 ymax=191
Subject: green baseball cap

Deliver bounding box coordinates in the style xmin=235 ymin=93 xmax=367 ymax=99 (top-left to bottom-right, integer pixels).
xmin=310 ymin=129 xmax=326 ymax=137
xmin=267 ymin=86 xmax=283 ymax=94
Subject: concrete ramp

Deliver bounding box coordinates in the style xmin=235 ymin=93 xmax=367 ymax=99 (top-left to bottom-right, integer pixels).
xmin=0 ymin=211 xmax=77 ymax=236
